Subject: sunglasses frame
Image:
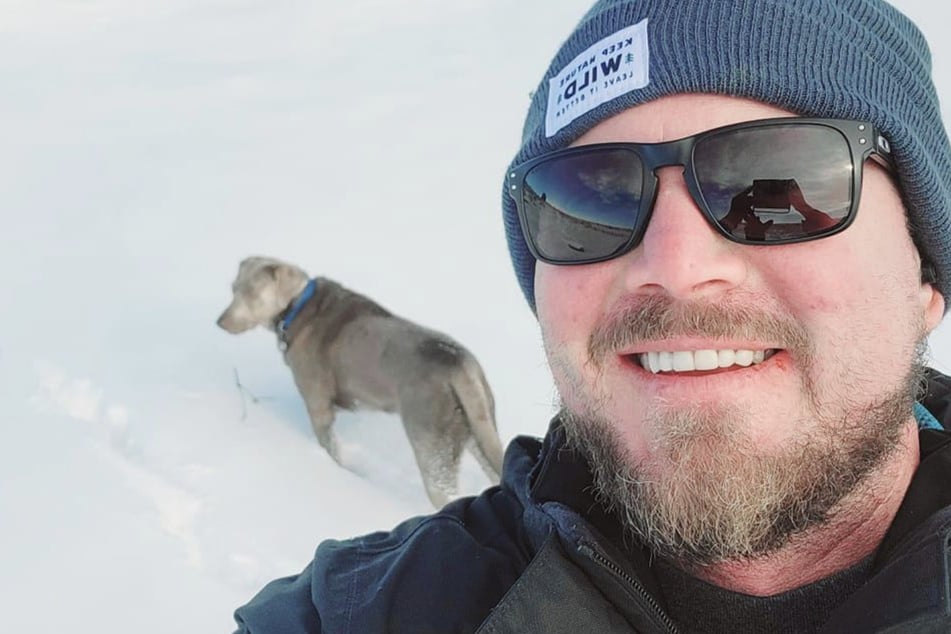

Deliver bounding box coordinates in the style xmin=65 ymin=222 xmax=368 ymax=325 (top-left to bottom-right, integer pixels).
xmin=507 ymin=117 xmax=895 ymax=266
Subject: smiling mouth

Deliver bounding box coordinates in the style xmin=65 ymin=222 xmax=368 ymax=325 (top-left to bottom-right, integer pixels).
xmin=632 ymin=348 xmax=779 ymax=374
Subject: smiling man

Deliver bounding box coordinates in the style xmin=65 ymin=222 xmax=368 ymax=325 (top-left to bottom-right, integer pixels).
xmin=531 ymin=93 xmax=943 ymax=594
xmin=234 ymin=1 xmax=951 ymax=632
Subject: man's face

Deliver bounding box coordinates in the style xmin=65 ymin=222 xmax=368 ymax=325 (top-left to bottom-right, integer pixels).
xmin=535 ymin=94 xmax=945 ymax=563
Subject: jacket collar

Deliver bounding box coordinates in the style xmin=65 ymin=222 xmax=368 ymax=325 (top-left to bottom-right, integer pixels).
xmin=528 ymin=418 xmax=626 ymax=547
xmin=874 ymin=427 xmax=951 ymax=567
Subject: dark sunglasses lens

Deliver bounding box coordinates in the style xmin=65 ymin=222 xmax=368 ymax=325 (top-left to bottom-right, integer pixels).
xmin=521 ymin=149 xmax=644 ymax=262
xmin=693 ymin=124 xmax=854 ymax=243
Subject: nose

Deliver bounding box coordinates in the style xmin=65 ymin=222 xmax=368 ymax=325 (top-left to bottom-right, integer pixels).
xmin=621 ymin=166 xmax=747 ymax=299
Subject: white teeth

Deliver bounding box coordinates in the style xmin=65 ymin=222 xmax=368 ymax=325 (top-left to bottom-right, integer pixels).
xmin=672 ymin=351 xmax=695 ymax=372
xmin=717 ymin=349 xmax=735 ymax=368
xmin=734 ymin=350 xmax=754 ymax=367
xmin=694 ymin=349 xmax=719 ymax=371
xmin=637 ymin=349 xmax=773 ymax=374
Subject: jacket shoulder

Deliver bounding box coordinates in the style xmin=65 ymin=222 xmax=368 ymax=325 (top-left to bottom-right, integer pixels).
xmin=317 ymin=487 xmax=532 ymax=633
xmin=234 ymin=454 xmax=541 ymax=634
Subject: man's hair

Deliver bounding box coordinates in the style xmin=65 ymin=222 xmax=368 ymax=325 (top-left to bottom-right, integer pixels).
xmin=501 ymin=0 xmax=951 ymax=311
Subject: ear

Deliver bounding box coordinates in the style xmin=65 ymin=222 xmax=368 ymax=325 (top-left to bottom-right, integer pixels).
xmin=920 ymin=281 xmax=945 ymax=333
xmin=267 ymin=262 xmax=302 ymax=295
xmin=262 ymin=263 xmax=279 ymax=279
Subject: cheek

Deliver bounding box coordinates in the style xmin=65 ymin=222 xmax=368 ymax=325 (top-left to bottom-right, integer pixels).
xmin=535 ymin=263 xmax=617 ymax=412
xmin=535 ymin=263 xmax=612 ymax=344
xmin=755 ymin=236 xmax=924 ymax=393
xmin=778 ymin=260 xmax=853 ymax=315
xmin=762 ymin=198 xmax=920 ymax=322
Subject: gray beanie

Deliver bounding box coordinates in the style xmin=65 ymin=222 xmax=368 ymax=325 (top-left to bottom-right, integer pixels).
xmin=502 ymin=0 xmax=951 ymax=311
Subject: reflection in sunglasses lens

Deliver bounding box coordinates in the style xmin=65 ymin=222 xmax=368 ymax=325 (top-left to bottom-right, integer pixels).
xmin=694 ymin=125 xmax=853 ymax=243
xmin=523 ymin=149 xmax=644 ymax=261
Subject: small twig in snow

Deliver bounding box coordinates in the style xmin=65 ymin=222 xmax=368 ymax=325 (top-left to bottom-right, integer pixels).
xmin=233 ymin=367 xmax=260 ymax=420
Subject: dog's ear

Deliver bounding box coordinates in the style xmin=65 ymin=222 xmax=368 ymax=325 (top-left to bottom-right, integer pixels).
xmin=274 ymin=263 xmax=306 ymax=294
xmin=262 ymin=263 xmax=279 ymax=279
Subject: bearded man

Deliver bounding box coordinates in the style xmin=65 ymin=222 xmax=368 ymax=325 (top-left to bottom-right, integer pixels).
xmin=234 ymin=1 xmax=951 ymax=632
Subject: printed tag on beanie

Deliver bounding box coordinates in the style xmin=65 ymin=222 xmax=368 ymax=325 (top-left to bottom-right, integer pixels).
xmin=545 ymin=19 xmax=650 ymax=138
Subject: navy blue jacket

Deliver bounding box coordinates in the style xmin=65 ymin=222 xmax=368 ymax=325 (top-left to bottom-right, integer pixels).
xmin=234 ymin=370 xmax=951 ymax=633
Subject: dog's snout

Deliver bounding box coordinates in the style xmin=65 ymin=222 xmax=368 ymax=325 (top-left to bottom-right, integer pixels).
xmin=216 ymin=310 xmax=233 ymax=331
xmin=217 ymin=307 xmax=255 ymax=334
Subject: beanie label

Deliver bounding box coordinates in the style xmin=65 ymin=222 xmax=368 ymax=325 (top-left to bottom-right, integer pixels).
xmin=545 ymin=19 xmax=650 ymax=138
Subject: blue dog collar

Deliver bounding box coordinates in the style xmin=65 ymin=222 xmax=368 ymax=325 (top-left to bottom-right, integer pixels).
xmin=277 ymin=278 xmax=317 ymax=351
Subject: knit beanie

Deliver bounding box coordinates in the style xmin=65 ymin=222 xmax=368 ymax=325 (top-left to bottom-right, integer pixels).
xmin=502 ymin=0 xmax=951 ymax=311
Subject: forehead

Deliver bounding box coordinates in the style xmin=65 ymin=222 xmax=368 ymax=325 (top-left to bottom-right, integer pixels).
xmin=572 ymin=94 xmax=798 ymax=146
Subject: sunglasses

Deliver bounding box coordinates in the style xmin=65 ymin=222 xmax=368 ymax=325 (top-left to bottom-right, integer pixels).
xmin=508 ymin=118 xmax=895 ymax=265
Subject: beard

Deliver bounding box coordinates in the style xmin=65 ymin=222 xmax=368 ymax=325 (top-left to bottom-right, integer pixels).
xmin=552 ymin=296 xmax=929 ymax=567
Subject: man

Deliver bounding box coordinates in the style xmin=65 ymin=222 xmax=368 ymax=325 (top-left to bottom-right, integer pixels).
xmin=234 ymin=0 xmax=951 ymax=631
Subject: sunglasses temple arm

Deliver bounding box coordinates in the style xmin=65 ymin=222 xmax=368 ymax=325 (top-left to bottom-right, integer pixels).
xmin=869 ymin=129 xmax=896 ymax=172
xmin=869 ymin=152 xmax=893 ymax=170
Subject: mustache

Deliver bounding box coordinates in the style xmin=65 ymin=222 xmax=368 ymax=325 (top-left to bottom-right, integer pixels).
xmin=588 ymin=295 xmax=812 ymax=364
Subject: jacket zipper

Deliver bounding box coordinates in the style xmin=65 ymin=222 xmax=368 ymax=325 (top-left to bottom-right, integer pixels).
xmin=578 ymin=542 xmax=680 ymax=634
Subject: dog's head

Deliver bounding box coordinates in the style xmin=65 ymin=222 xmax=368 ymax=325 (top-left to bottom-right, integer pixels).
xmin=217 ymin=256 xmax=310 ymax=334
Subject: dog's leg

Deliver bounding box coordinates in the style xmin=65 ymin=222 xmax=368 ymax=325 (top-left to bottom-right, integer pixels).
xmin=304 ymin=401 xmax=342 ymax=465
xmin=405 ymin=434 xmax=459 ymax=509
xmin=290 ymin=364 xmax=343 ymax=465
xmin=400 ymin=389 xmax=468 ymax=508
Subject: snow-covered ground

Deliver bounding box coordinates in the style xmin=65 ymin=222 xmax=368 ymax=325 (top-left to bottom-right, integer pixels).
xmin=3 ymin=1 xmax=950 ymax=632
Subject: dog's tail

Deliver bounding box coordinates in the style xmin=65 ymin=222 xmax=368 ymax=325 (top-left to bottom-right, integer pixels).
xmin=449 ymin=355 xmax=504 ymax=482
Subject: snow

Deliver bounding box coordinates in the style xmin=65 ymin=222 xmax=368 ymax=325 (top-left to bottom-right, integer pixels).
xmin=3 ymin=1 xmax=950 ymax=632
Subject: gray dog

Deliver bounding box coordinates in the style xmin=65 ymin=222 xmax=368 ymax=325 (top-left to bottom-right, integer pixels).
xmin=217 ymin=256 xmax=504 ymax=507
